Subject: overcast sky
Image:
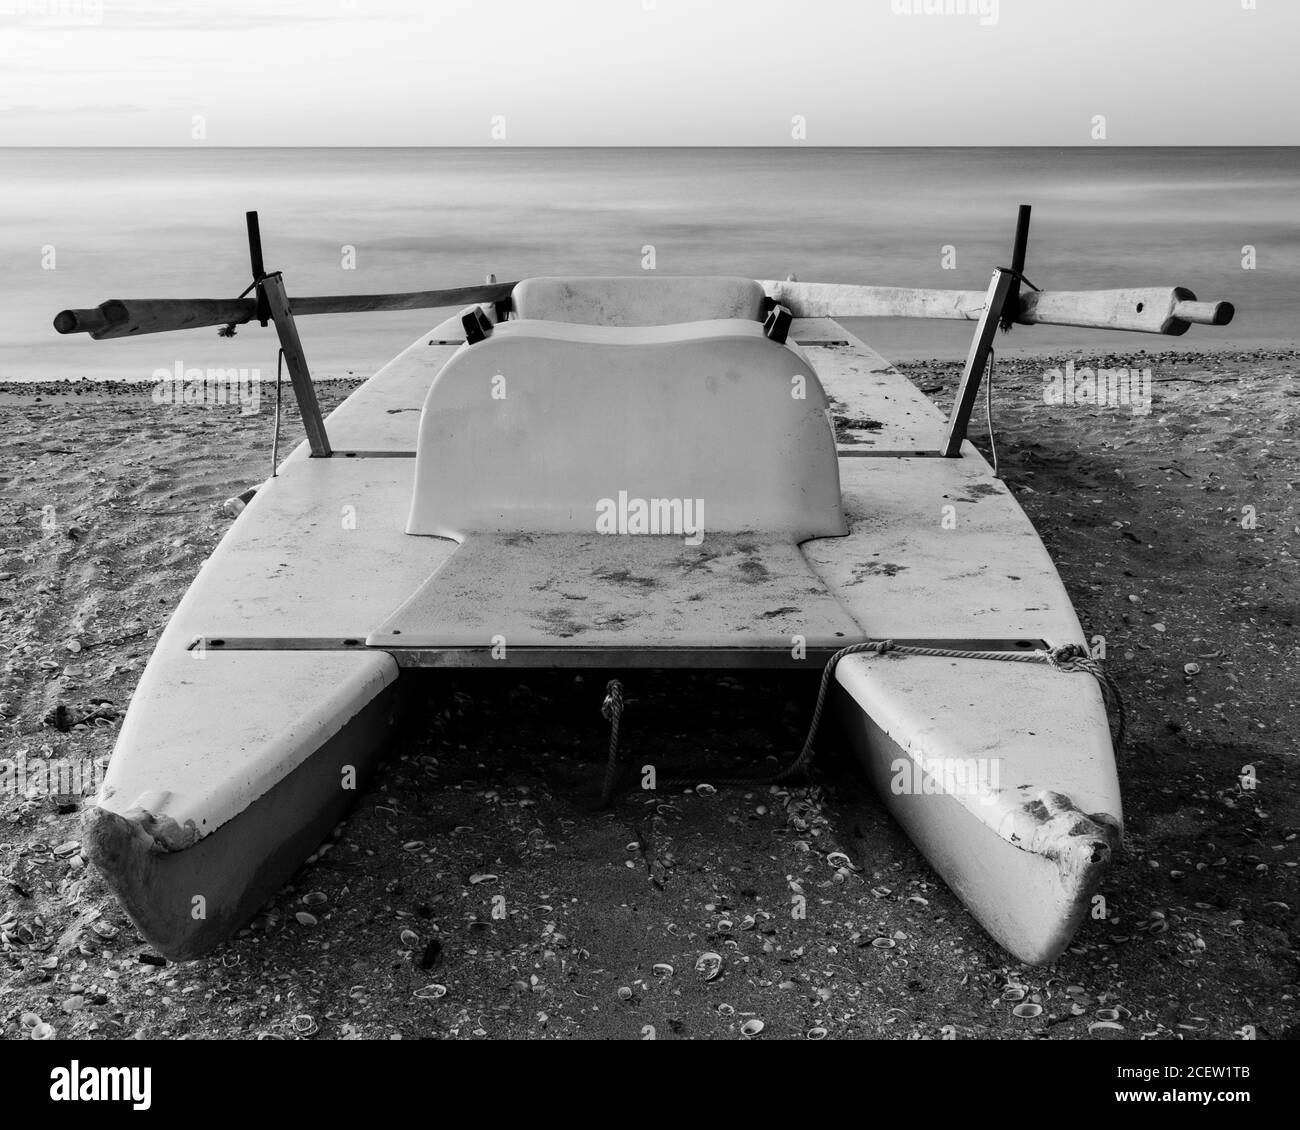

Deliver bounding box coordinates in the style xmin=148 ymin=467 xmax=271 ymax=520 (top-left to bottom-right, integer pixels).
xmin=2 ymin=0 xmax=1295 ymax=146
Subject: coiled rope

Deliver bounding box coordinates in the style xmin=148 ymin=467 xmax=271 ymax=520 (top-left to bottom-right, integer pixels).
xmin=598 ymin=640 xmax=1124 ymax=802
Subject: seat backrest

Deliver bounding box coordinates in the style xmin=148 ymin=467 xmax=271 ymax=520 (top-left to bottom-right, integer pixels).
xmin=512 ymin=276 xmax=766 ymax=326
xmin=406 ymin=318 xmax=846 ymax=542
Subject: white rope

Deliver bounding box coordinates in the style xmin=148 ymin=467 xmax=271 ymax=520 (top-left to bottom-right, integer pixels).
xmin=985 ymin=346 xmax=999 ymax=478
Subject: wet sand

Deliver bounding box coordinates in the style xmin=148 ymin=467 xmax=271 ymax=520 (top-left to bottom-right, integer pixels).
xmin=1 ymin=349 xmax=1296 ymax=1040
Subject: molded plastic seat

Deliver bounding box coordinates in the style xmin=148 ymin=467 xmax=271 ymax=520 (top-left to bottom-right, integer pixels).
xmin=406 ymin=318 xmax=846 ymax=542
xmin=512 ymin=276 xmax=766 ymax=326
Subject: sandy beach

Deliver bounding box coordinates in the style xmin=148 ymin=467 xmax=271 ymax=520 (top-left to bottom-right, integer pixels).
xmin=1 ymin=347 xmax=1296 ymax=1041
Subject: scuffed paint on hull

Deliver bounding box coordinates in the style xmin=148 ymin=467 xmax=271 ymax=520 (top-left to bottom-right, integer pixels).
xmin=836 ymin=689 xmax=1119 ymax=965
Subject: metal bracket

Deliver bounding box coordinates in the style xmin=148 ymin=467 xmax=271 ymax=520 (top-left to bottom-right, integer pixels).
xmin=940 ymin=266 xmax=1016 ymax=458
xmin=462 ymin=307 xmax=493 ymax=344
xmin=188 ymin=636 xmax=1050 ymax=668
xmin=763 ymin=303 xmax=792 ymax=344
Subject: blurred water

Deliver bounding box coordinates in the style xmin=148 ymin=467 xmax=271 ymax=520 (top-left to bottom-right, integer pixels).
xmin=1 ymin=147 xmax=1294 ymax=379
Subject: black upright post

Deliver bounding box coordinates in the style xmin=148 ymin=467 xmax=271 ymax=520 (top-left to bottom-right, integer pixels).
xmin=246 ymin=211 xmax=271 ymax=326
xmin=1002 ymin=204 xmax=1031 ymax=331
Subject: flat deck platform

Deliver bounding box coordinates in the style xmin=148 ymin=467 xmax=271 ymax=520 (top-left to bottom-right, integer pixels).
xmin=367 ymin=533 xmax=861 ymax=651
xmin=175 ymin=318 xmax=1084 ymax=666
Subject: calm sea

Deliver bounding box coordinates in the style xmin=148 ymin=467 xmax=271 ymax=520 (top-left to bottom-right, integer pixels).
xmin=1 ymin=147 xmax=1295 ymax=380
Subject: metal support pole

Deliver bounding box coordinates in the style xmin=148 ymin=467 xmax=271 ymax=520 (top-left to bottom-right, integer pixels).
xmin=260 ymin=272 xmax=332 ymax=458
xmin=940 ymin=267 xmax=1016 ymax=457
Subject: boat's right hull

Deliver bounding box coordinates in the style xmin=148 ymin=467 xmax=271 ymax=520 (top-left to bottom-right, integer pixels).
xmin=834 ymin=660 xmax=1121 ymax=966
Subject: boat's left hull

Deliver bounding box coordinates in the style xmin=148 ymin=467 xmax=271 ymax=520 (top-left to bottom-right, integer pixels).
xmin=83 ymin=688 xmax=396 ymax=960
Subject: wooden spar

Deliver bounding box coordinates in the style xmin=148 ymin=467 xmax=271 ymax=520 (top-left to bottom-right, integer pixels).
xmin=53 ymin=280 xmax=519 ymax=339
xmin=941 ymin=268 xmax=1016 ymax=458
xmin=757 ymin=281 xmax=1234 ymax=335
xmin=1016 ymin=287 xmax=1234 ymax=336
xmin=260 ymin=274 xmax=332 ymax=459
xmin=1171 ymin=299 xmax=1234 ymax=326
xmin=291 ymin=286 xmax=519 ymax=316
xmin=758 ymin=281 xmax=989 ymax=321
xmin=54 ymin=298 xmax=261 ymax=339
xmin=55 ymin=280 xmax=1232 ymax=341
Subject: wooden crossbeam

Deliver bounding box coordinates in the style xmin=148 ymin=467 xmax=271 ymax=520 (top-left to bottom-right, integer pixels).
xmin=53 ymin=281 xmax=519 ymax=340
xmin=757 ymin=281 xmax=1233 ymax=334
xmin=55 ymin=280 xmax=1234 ymax=340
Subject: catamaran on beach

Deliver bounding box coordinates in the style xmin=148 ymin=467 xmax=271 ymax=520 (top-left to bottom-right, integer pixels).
xmin=53 ymin=205 xmax=1235 ymax=965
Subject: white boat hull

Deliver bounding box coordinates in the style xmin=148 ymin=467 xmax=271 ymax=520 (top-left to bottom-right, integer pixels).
xmin=82 ymin=281 xmax=1123 ymax=963
xmin=84 ymin=685 xmax=396 ymax=960
xmin=835 ymin=655 xmax=1120 ymax=964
